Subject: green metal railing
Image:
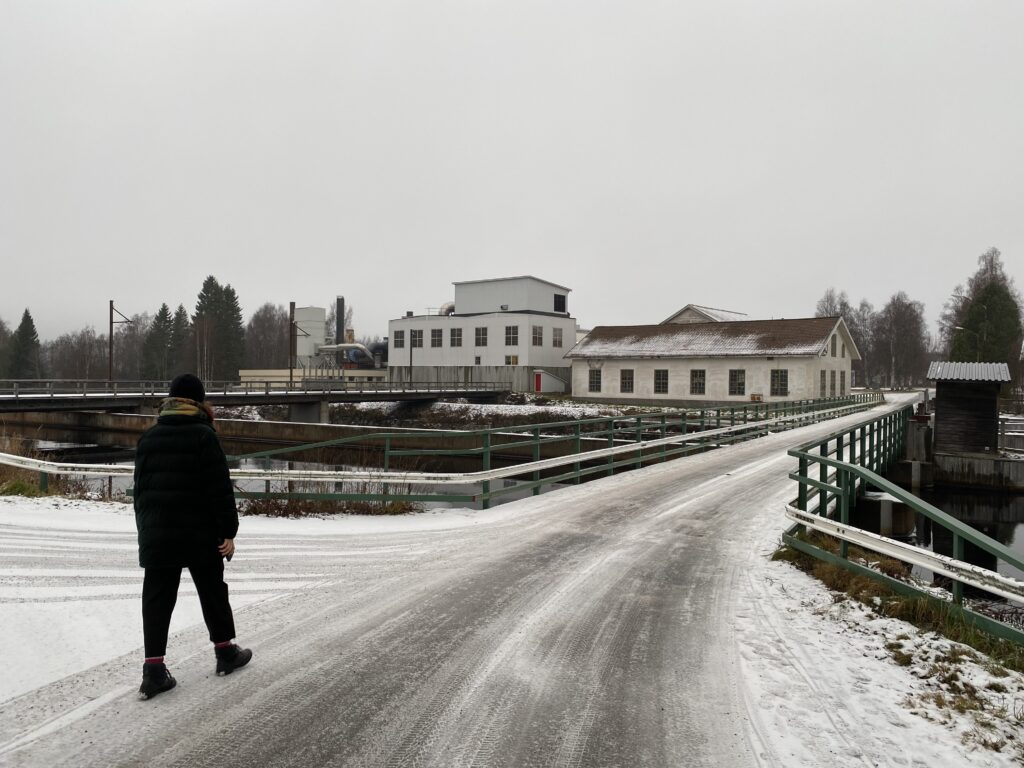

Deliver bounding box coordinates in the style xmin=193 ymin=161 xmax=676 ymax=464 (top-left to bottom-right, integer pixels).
xmin=0 ymin=393 xmax=884 ymax=509
xmin=784 ymin=404 xmax=1024 ymax=645
xmin=227 ymin=394 xmax=882 ymax=509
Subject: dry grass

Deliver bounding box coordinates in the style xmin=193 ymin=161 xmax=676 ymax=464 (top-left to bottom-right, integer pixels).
xmin=238 ymin=494 xmax=418 ymax=517
xmin=775 ymin=531 xmax=1024 ymax=675
xmin=0 ymin=439 xmax=94 ymax=499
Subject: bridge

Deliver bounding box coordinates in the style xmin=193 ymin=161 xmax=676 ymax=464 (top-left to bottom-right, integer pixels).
xmin=0 ymin=379 xmax=507 ymax=416
xmin=7 ymin=393 xmax=989 ymax=767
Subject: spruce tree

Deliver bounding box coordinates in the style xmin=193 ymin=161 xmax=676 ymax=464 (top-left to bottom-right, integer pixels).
xmin=169 ymin=304 xmax=192 ymax=377
xmin=0 ymin=316 xmax=10 ymax=377
xmin=193 ymin=276 xmax=223 ymax=381
xmin=945 ymin=248 xmax=1023 ymax=365
xmin=143 ymin=304 xmax=173 ymax=379
xmin=192 ymin=277 xmax=246 ymax=381
xmin=9 ymin=309 xmax=44 ymax=379
xmin=218 ymin=284 xmax=246 ymax=380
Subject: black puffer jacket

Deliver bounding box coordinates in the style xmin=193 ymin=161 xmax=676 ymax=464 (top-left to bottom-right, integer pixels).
xmin=133 ymin=411 xmax=238 ymax=568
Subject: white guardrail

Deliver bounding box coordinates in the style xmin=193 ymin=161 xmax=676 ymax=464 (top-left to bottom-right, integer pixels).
xmin=785 ymin=505 xmax=1024 ymax=605
xmin=0 ymin=401 xmax=878 ymax=487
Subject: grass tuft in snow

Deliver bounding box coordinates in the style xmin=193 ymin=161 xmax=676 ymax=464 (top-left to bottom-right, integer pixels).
xmin=774 ymin=531 xmax=1024 ymax=676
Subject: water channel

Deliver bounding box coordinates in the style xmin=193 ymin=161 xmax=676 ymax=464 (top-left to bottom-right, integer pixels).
xmin=915 ymin=487 xmax=1024 ymax=583
xmin=1 ymin=430 xmax=565 ymax=512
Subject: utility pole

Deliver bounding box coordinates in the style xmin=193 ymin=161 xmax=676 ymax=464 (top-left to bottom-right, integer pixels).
xmin=289 ymin=302 xmax=296 ymax=387
xmin=108 ymin=300 xmax=133 ymax=382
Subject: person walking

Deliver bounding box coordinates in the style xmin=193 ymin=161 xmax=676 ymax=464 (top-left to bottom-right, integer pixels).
xmin=133 ymin=373 xmax=252 ymax=700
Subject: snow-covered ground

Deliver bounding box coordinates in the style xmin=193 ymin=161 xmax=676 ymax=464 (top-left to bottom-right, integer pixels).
xmin=2 ymin=400 xmax=1023 ymax=766
xmin=3 ymin=501 xmax=1021 ymax=765
xmin=345 ymin=398 xmax=626 ymax=421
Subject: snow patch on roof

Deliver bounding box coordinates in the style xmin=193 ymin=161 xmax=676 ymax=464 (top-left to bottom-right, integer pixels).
xmin=568 ymin=317 xmax=841 ymax=359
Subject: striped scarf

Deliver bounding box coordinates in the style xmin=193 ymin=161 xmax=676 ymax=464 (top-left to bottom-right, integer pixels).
xmin=159 ymin=397 xmax=215 ymax=425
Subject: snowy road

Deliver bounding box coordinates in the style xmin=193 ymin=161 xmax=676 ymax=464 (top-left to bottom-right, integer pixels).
xmin=2 ymin=394 xmax=1016 ymax=767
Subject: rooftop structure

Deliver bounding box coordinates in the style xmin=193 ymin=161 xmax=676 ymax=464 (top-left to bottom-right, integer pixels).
xmin=661 ymin=304 xmax=749 ymax=325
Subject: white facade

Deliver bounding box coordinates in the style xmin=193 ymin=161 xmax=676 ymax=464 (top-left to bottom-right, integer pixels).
xmin=388 ymin=276 xmax=574 ymax=391
xmin=452 ymin=276 xmax=571 ymax=316
xmin=389 ymin=313 xmax=576 ymax=369
xmin=568 ymin=318 xmax=859 ymax=403
xmin=571 ymin=354 xmax=853 ymax=403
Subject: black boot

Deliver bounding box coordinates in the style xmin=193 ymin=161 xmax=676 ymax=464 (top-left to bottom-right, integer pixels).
xmin=139 ymin=662 xmax=176 ymax=700
xmin=215 ymin=644 xmax=252 ymax=676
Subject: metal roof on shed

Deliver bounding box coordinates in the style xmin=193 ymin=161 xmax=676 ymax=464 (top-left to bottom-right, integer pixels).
xmin=926 ymin=362 xmax=1012 ymax=382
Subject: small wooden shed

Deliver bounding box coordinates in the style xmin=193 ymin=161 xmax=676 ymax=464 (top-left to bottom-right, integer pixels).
xmin=928 ymin=362 xmax=1011 ymax=454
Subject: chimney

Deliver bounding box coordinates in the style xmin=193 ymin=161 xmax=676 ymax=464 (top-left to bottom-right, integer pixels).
xmin=336 ymin=296 xmax=345 ymax=366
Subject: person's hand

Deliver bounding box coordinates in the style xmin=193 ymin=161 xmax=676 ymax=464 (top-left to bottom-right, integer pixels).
xmin=218 ymin=538 xmax=235 ymax=558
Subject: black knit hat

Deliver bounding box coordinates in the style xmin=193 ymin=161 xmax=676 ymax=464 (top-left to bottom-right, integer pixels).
xmin=169 ymin=373 xmax=206 ymax=403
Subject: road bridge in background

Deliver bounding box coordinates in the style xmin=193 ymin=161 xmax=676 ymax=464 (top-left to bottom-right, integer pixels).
xmin=0 ymin=379 xmax=507 ymax=416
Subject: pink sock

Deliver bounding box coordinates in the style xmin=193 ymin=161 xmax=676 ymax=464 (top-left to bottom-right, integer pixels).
xmin=214 ymin=640 xmax=233 ymax=649
xmin=145 ymin=656 xmax=164 ymax=664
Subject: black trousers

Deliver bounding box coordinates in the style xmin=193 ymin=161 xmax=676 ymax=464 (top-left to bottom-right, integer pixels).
xmin=142 ymin=559 xmax=236 ymax=657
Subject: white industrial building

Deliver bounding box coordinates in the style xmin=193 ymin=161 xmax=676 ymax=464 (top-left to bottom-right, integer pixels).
xmin=388 ymin=276 xmax=576 ymax=392
xmin=566 ymin=316 xmax=860 ymax=404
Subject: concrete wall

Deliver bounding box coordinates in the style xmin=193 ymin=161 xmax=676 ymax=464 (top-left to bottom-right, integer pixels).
xmin=388 ymin=313 xmax=575 ymax=369
xmin=294 ymin=307 xmax=326 ymax=363
xmin=534 ymin=369 xmax=568 ymax=393
xmin=389 ymin=365 xmax=571 ymax=393
xmin=934 ymin=451 xmax=1024 ymax=491
xmin=571 ymin=355 xmax=853 ymax=402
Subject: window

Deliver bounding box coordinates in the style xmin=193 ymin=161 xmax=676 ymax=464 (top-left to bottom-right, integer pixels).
xmin=831 ymin=336 xmax=837 ymax=357
xmin=552 ymin=327 xmax=563 ymax=348
xmin=729 ymin=369 xmax=745 ymax=396
xmin=654 ymin=369 xmax=669 ymax=394
xmin=430 ymin=329 xmax=442 ymax=348
xmin=820 ymin=370 xmax=827 ymax=398
xmin=770 ymin=369 xmax=788 ymax=397
xmin=475 ymin=327 xmax=487 ymax=346
xmin=505 ymin=355 xmax=519 ymax=365
xmin=842 ymin=343 xmax=846 ymax=359
xmin=474 ymin=356 xmax=481 ymax=365
xmin=554 ymin=294 xmax=567 ymax=313
xmin=393 ymin=330 xmax=405 ymax=349
xmin=690 ymin=369 xmax=706 ymax=395
xmin=532 ymin=325 xmax=543 ymax=346
xmin=620 ymin=369 xmax=634 ymax=393
xmin=840 ymin=371 xmax=846 ymax=396
xmin=505 ymin=325 xmax=518 ymax=346
xmin=589 ymin=369 xmax=601 ymax=392
xmin=450 ymin=328 xmax=462 ymax=347
xmin=830 ymin=370 xmax=837 ymax=397
xmin=411 ymin=329 xmax=423 ymax=348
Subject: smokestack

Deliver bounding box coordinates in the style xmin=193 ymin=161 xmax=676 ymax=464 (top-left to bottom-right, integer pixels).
xmin=336 ymin=296 xmax=345 ymax=366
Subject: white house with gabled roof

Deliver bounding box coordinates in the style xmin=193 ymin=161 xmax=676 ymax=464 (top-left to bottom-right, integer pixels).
xmin=566 ymin=316 xmax=860 ymax=404
xmin=388 ymin=276 xmax=576 ymax=392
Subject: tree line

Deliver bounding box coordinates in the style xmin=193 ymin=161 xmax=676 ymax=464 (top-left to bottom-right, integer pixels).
xmin=814 ymin=247 xmax=1022 ymax=388
xmin=0 ymin=276 xmax=352 ymax=381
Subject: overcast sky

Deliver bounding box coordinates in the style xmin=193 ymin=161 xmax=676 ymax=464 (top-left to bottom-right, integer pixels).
xmin=1 ymin=1 xmax=1021 ymax=342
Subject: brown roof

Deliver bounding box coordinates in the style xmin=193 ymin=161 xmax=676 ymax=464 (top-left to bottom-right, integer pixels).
xmin=566 ymin=317 xmax=857 ymax=360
